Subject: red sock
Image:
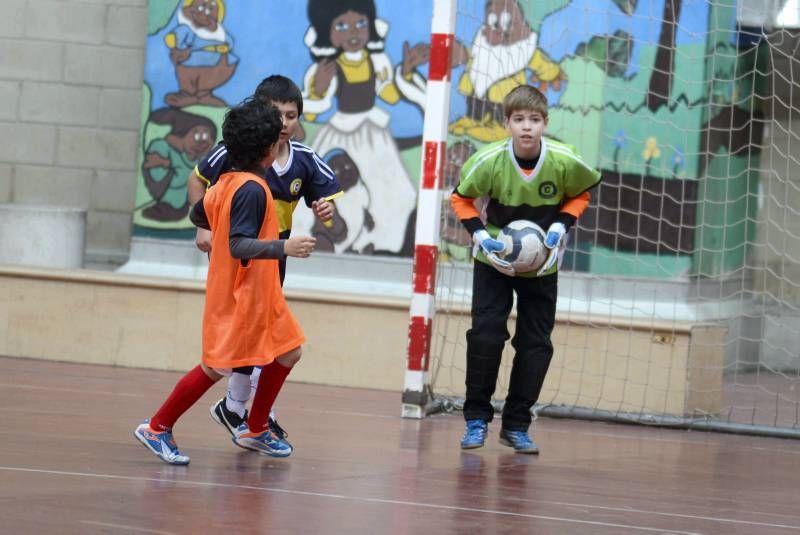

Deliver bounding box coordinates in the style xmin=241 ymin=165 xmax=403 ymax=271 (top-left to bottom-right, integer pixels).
xmin=248 ymin=360 xmax=291 ymax=432
xmin=150 ymin=365 xmax=216 ymax=431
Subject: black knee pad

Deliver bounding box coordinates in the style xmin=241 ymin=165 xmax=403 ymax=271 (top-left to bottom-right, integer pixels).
xmin=466 ymin=330 xmax=505 ymax=358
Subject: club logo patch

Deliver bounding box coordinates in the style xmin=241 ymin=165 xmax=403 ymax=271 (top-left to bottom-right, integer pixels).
xmin=539 ymin=181 xmax=557 ymax=199
xmin=290 ymin=178 xmax=303 ymax=195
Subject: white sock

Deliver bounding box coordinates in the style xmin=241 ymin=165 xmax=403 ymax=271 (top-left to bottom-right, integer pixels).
xmin=249 ymin=366 xmax=261 ymax=403
xmin=225 ymin=372 xmax=251 ymax=418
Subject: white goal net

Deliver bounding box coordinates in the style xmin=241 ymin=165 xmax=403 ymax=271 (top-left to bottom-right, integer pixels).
xmin=428 ymin=0 xmax=800 ymax=437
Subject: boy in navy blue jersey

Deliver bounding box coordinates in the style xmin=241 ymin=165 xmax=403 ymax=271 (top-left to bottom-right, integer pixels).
xmin=187 ymin=75 xmax=343 ymax=448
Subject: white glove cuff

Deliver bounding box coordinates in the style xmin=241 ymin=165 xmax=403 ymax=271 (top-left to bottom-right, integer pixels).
xmin=472 ymin=229 xmax=491 ymax=245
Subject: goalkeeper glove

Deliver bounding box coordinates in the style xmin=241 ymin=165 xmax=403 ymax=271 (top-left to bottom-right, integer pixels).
xmin=537 ymin=222 xmax=567 ymax=276
xmin=544 ymin=222 xmax=566 ymax=249
xmin=472 ymin=229 xmax=504 ymax=256
xmin=473 ymin=229 xmax=515 ymax=277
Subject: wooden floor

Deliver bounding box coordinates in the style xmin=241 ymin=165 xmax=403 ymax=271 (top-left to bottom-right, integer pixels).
xmin=1 ymin=357 xmax=799 ymax=534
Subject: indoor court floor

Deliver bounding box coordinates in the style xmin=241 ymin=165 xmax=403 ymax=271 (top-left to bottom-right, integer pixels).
xmin=1 ymin=356 xmax=798 ymax=534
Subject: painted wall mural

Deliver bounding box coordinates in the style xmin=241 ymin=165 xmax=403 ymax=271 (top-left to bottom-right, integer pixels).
xmin=293 ymin=0 xmax=429 ymax=255
xmin=163 ymin=0 xmax=238 ymax=108
xmin=134 ymin=0 xmax=755 ymax=277
xmin=134 ymin=0 xmax=432 ymax=259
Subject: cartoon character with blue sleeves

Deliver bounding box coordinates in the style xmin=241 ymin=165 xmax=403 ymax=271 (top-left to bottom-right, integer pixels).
xmin=163 ymin=0 xmax=238 ymax=108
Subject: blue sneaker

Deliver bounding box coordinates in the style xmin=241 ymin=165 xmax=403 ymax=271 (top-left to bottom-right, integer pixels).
xmin=460 ymin=419 xmax=488 ymax=449
xmin=269 ymin=414 xmax=289 ymax=441
xmin=499 ymin=429 xmax=539 ymax=454
xmin=133 ymin=420 xmax=190 ymax=465
xmin=232 ymin=424 xmax=292 ymax=457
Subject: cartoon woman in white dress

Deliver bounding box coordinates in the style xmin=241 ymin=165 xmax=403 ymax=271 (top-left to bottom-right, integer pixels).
xmin=301 ymin=0 xmax=428 ymax=255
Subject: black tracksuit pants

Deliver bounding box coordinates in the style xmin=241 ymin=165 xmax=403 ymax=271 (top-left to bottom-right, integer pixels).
xmin=463 ymin=260 xmax=558 ymax=431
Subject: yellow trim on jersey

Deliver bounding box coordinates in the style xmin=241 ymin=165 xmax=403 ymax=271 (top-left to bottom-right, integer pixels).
xmin=194 ymin=165 xmax=211 ymax=187
xmin=324 ymin=190 xmax=344 ymax=202
xmin=273 ymin=192 xmax=344 ymax=231
xmin=274 ymin=199 xmax=297 ymax=233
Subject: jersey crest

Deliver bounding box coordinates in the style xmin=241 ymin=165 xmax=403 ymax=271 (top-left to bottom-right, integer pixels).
xmin=538 ymin=181 xmax=557 ymax=198
xmin=289 ymin=178 xmax=303 ymax=196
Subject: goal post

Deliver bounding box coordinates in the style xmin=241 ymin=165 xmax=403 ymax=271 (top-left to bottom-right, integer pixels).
xmin=402 ymin=0 xmax=457 ymax=419
xmin=403 ymin=0 xmax=800 ymax=438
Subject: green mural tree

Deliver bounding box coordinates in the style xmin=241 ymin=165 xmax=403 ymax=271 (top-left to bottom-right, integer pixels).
xmin=611 ymin=0 xmax=638 ymax=15
xmin=517 ymin=0 xmax=571 ymax=29
xmin=148 ymin=0 xmax=182 ymax=35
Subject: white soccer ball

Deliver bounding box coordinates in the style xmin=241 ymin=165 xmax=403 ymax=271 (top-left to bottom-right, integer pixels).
xmin=496 ymin=220 xmax=548 ymax=273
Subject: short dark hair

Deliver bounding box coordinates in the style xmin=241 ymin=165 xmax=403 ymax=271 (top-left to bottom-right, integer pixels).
xmin=254 ymin=75 xmax=304 ymax=115
xmin=503 ymin=85 xmax=548 ymax=119
xmin=222 ymin=99 xmax=282 ymax=171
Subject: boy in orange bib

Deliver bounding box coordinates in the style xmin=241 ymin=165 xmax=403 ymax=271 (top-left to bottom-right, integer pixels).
xmin=134 ymin=99 xmax=315 ymax=465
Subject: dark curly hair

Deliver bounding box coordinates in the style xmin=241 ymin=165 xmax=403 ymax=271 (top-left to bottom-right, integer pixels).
xmin=222 ymin=99 xmax=282 ymax=171
xmin=254 ymin=74 xmax=303 ymax=116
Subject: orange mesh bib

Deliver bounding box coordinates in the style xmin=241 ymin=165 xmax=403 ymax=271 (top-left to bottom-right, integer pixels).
xmin=201 ymin=171 xmax=304 ymax=368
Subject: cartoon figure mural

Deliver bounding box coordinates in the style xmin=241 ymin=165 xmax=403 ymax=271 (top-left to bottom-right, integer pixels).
xmin=132 ymin=0 xmax=753 ymax=279
xmin=164 ymin=0 xmax=238 ymax=108
xmin=449 ymin=0 xmax=566 ymax=142
xmin=310 ymin=150 xmax=371 ymax=254
xmin=440 ymin=0 xmax=758 ymax=278
xmin=298 ymin=0 xmax=429 ymax=255
xmin=140 ymin=108 xmax=216 ymax=222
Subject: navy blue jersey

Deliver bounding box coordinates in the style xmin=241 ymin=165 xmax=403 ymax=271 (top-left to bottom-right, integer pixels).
xmin=196 ymin=140 xmax=342 ymax=235
xmin=191 ymin=179 xmax=266 ymax=240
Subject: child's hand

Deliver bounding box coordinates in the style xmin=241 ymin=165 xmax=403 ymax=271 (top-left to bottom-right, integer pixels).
xmin=543 ymin=223 xmax=566 ymax=249
xmin=472 ymin=229 xmax=514 ymax=276
xmin=312 ymin=199 xmax=334 ymax=227
xmin=284 ymin=236 xmax=316 ymax=258
xmin=195 ymin=228 xmax=212 ymax=253
xmin=472 ymin=229 xmax=505 ymax=256
xmin=487 ymin=253 xmax=515 ymax=276
xmin=537 ymin=223 xmax=567 ymax=275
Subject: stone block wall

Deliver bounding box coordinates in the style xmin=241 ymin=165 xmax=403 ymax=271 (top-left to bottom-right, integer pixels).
xmin=0 ymin=0 xmax=148 ymax=264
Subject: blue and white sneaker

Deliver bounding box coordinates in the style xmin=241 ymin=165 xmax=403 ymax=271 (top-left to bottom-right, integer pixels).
xmin=460 ymin=419 xmax=488 ymax=449
xmin=499 ymin=429 xmax=539 ymax=454
xmin=232 ymin=424 xmax=292 ymax=457
xmin=268 ymin=413 xmax=289 ymax=441
xmin=134 ymin=420 xmax=190 ymax=465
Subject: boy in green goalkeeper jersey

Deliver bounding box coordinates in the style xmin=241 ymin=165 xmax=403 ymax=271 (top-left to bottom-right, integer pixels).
xmin=450 ymin=85 xmax=601 ymax=453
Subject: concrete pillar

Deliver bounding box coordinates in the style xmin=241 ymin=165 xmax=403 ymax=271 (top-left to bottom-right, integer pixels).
xmin=0 ymin=203 xmax=86 ymax=269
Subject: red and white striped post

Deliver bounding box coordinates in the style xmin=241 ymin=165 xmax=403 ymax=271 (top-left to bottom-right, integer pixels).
xmin=402 ymin=0 xmax=456 ymax=419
